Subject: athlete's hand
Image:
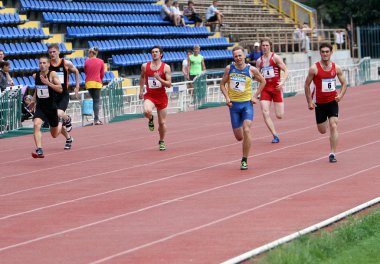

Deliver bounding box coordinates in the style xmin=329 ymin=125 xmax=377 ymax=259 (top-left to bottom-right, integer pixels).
xmin=28 ymin=100 xmax=36 ymax=112
xmin=40 ymin=75 xmax=50 ymax=85
xmin=251 ymin=96 xmax=258 ymax=104
xmin=308 ymin=101 xmax=315 ymax=110
xmin=139 ymin=93 xmax=144 ymax=100
xmin=335 ymin=94 xmax=342 ymax=102
xmin=74 ymin=87 xmax=79 ymax=99
xmin=226 ymin=99 xmax=232 ymax=108
xmin=153 ymin=72 xmax=161 ymax=81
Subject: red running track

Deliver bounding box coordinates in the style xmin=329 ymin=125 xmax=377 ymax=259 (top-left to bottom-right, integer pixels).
xmin=0 ymin=83 xmax=379 ymax=263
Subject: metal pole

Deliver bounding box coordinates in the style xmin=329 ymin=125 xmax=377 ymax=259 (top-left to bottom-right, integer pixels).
xmin=357 ymin=26 xmax=362 ymax=59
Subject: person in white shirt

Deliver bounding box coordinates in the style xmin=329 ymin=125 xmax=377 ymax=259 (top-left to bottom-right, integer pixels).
xmin=160 ymin=0 xmax=181 ymax=26
xmin=206 ymin=0 xmax=224 ymax=28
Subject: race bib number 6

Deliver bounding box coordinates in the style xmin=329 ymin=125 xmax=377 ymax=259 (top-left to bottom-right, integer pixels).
xmin=148 ymin=77 xmax=161 ymax=89
xmin=322 ymin=78 xmax=336 ymax=92
xmin=36 ymin=85 xmax=50 ymax=98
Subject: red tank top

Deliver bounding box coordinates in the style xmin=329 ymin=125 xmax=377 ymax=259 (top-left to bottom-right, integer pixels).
xmin=312 ymin=62 xmax=337 ymax=104
xmin=145 ymin=61 xmax=167 ymax=95
xmin=259 ymin=52 xmax=280 ymax=88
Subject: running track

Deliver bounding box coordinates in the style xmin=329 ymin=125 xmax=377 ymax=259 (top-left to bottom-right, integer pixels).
xmin=0 ymin=83 xmax=379 ymax=263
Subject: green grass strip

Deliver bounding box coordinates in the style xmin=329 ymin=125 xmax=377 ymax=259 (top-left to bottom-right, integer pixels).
xmin=254 ymin=206 xmax=380 ymax=264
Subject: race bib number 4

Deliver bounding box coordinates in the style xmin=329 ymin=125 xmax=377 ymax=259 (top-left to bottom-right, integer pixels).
xmin=322 ymin=78 xmax=336 ymax=92
xmin=36 ymin=85 xmax=50 ymax=98
xmin=148 ymin=77 xmax=161 ymax=89
xmin=262 ymin=66 xmax=275 ymax=78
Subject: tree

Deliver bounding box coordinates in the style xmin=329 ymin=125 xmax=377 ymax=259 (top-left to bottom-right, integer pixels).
xmin=304 ymin=0 xmax=380 ymax=27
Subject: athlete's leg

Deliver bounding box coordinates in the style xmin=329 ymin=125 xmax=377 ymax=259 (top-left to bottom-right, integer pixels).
xmin=143 ymin=99 xmax=155 ymax=119
xmin=328 ymin=116 xmax=339 ymax=153
xmin=33 ymin=117 xmax=43 ymax=149
xmin=242 ymin=119 xmax=252 ymax=158
xmin=274 ymin=101 xmax=284 ymax=119
xmin=157 ymin=107 xmax=167 ymax=142
xmin=260 ymin=100 xmax=277 ymax=135
xmin=50 ymin=121 xmax=62 ymax=138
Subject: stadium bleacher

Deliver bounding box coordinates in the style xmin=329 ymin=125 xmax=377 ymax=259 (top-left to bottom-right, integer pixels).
xmin=0 ymin=42 xmax=72 ymax=56
xmin=0 ymin=12 xmax=29 ymax=25
xmin=0 ymin=27 xmax=50 ymax=40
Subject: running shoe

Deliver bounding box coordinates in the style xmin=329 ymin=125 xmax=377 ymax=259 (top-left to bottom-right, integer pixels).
xmin=64 ymin=115 xmax=73 ymax=132
xmin=240 ymin=160 xmax=248 ymax=170
xmin=94 ymin=120 xmax=103 ymax=125
xmin=271 ymin=135 xmax=280 ymax=143
xmin=159 ymin=140 xmax=166 ymax=151
xmin=329 ymin=154 xmax=337 ymax=163
xmin=31 ymin=148 xmax=44 ymax=158
xmin=64 ymin=136 xmax=74 ymax=150
xmin=148 ymin=116 xmax=154 ymax=131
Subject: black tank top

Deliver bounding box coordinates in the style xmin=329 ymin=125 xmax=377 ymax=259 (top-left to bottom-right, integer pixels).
xmin=49 ymin=59 xmax=69 ymax=94
xmin=35 ymin=71 xmax=57 ymax=109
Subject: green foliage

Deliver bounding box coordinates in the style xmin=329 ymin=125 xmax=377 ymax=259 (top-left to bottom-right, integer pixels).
xmin=304 ymin=0 xmax=380 ymax=27
xmin=253 ymin=207 xmax=380 ymax=264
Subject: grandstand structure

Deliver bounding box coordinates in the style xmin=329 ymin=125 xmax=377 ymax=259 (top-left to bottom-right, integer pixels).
xmin=1 ymin=0 xmax=317 ymax=89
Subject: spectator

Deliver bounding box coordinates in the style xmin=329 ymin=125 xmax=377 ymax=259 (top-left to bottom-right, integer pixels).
xmin=171 ymin=1 xmax=186 ymax=27
xmin=0 ymin=61 xmax=11 ymax=92
xmin=206 ymin=0 xmax=224 ymax=30
xmin=301 ymin=23 xmax=311 ymax=53
xmin=293 ymin=25 xmax=302 ymax=51
xmin=183 ymin=0 xmax=202 ymax=27
xmin=248 ymin=42 xmax=263 ymax=66
xmin=182 ymin=49 xmax=193 ymax=81
xmin=188 ymin=45 xmax=206 ymax=81
xmin=0 ymin=50 xmax=14 ymax=86
xmin=160 ymin=0 xmax=181 ymax=26
xmin=84 ymin=47 xmax=105 ymax=125
xmin=335 ymin=29 xmax=345 ymax=49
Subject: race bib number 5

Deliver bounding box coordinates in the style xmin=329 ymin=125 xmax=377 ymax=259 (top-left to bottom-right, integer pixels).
xmin=148 ymin=77 xmax=161 ymax=89
xmin=322 ymin=78 xmax=336 ymax=92
xmin=36 ymin=85 xmax=50 ymax=98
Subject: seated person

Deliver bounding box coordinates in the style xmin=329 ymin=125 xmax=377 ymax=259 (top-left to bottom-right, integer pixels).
xmin=183 ymin=0 xmax=202 ymax=27
xmin=160 ymin=0 xmax=181 ymax=26
xmin=171 ymin=1 xmax=186 ymax=26
xmin=206 ymin=0 xmax=224 ymax=28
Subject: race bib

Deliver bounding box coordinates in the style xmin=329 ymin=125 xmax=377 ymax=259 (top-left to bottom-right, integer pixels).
xmin=57 ymin=72 xmax=65 ymax=84
xmin=148 ymin=77 xmax=161 ymax=89
xmin=229 ymin=75 xmax=246 ymax=93
xmin=36 ymin=85 xmax=50 ymax=98
xmin=322 ymin=78 xmax=336 ymax=92
xmin=262 ymin=66 xmax=275 ymax=78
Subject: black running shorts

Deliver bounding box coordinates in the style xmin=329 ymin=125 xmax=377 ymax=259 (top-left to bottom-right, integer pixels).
xmin=315 ymin=100 xmax=339 ymax=124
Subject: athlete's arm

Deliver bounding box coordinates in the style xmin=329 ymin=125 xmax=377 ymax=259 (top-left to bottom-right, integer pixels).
xmin=29 ymin=73 xmax=37 ymax=111
xmin=40 ymin=71 xmax=63 ymax=94
xmin=219 ymin=65 xmax=232 ymax=107
xmin=154 ymin=64 xmax=172 ymax=88
xmin=65 ymin=60 xmax=80 ymax=98
xmin=201 ymin=58 xmax=206 ymax=72
xmin=304 ymin=65 xmax=317 ymax=110
xmin=335 ymin=64 xmax=347 ymax=102
xmin=255 ymin=58 xmax=262 ymax=71
xmin=139 ymin=63 xmax=146 ymax=99
xmin=274 ymin=55 xmax=289 ymax=89
xmin=251 ymin=67 xmax=266 ymax=104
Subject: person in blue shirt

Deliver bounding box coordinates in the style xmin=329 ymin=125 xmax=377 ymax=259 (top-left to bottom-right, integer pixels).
xmin=206 ymin=0 xmax=224 ymax=28
xmin=248 ymin=42 xmax=263 ymax=66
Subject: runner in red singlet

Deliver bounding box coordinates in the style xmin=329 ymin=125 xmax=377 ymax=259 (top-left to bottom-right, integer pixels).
xmin=139 ymin=46 xmax=172 ymax=151
xmin=256 ymin=37 xmax=288 ymax=143
xmin=304 ymin=43 xmax=347 ymax=163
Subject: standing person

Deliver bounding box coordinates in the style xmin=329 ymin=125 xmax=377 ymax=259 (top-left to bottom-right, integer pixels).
xmin=256 ymin=37 xmax=288 ymax=143
xmin=0 ymin=61 xmax=11 ymax=92
xmin=48 ymin=43 xmax=79 ymax=150
xmin=220 ymin=46 xmax=266 ymax=170
xmin=304 ymin=43 xmax=347 ymax=163
xmin=183 ymin=0 xmax=202 ymax=27
xmin=139 ymin=46 xmax=172 ymax=151
xmin=84 ymin=47 xmax=105 ymax=125
xmin=0 ymin=50 xmax=14 ymax=86
xmin=28 ymin=57 xmax=63 ymax=158
xmin=188 ymin=45 xmax=206 ymax=81
xmin=248 ymin=42 xmax=263 ymax=66
xmin=206 ymin=0 xmax=224 ymax=30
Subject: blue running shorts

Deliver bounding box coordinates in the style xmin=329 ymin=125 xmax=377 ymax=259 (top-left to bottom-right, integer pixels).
xmin=229 ymin=101 xmax=254 ymax=129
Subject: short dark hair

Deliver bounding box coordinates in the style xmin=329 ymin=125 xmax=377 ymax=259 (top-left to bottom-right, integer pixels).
xmin=0 ymin=61 xmax=10 ymax=68
xmin=39 ymin=56 xmax=50 ymax=63
xmin=260 ymin=37 xmax=272 ymax=47
xmin=0 ymin=49 xmax=4 ymax=54
xmin=319 ymin=43 xmax=333 ymax=51
xmin=188 ymin=0 xmax=194 ymax=4
xmin=47 ymin=43 xmax=60 ymax=51
xmin=232 ymin=46 xmax=245 ymax=53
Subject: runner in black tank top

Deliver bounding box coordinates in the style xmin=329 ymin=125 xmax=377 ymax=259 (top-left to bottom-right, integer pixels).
xmin=48 ymin=43 xmax=80 ymax=149
xmin=30 ymin=57 xmax=64 ymax=158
